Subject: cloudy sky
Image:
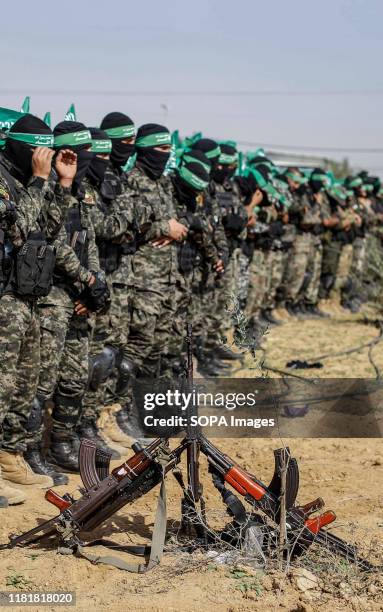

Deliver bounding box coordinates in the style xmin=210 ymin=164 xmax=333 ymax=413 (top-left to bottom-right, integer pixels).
xmin=2 ymin=0 xmax=382 ymax=172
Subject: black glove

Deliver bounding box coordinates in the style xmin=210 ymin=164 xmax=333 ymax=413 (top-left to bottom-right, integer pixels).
xmin=80 ymin=273 xmax=110 ymax=313
xmin=185 ymin=212 xmax=203 ymax=232
xmin=223 ymin=214 xmax=246 ymax=233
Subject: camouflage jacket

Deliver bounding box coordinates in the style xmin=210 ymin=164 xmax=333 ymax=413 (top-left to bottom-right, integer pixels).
xmin=170 ymin=177 xmax=219 ymax=274
xmin=99 ymin=166 xmax=136 ymax=285
xmin=0 ymin=153 xmax=70 ymax=248
xmin=39 ymin=177 xmax=101 ymax=308
xmin=125 ymin=166 xmax=178 ymax=289
xmin=205 ymin=181 xmax=229 ymax=263
xmin=214 ymin=179 xmax=248 ymax=250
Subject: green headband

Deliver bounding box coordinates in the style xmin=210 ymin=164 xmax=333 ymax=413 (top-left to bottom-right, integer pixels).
xmin=178 ymin=166 xmax=208 ymax=191
xmin=7 ymin=132 xmax=54 ymax=147
xmin=348 ymin=177 xmax=363 ymax=188
xmin=246 ymin=167 xmax=267 ymax=189
xmin=204 ymin=145 xmax=221 ymax=159
xmin=91 ymin=138 xmax=112 ymax=153
xmin=182 ymin=153 xmax=211 ymax=174
xmin=363 ymin=184 xmax=374 ymax=192
xmin=285 ymin=171 xmax=307 ymax=184
xmin=54 ymin=130 xmax=92 ymax=148
xmin=135 ymin=132 xmax=171 ymax=147
xmin=218 ymin=152 xmax=238 ymax=165
xmin=311 ymin=173 xmax=330 ymax=185
xmin=104 ymin=125 xmax=136 ymax=139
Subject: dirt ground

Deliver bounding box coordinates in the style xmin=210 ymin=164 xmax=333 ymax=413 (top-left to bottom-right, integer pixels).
xmin=0 ymin=301 xmax=382 ymax=612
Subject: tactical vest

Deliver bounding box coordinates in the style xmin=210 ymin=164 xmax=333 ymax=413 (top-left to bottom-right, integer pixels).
xmin=0 ymin=160 xmax=56 ymax=298
xmin=65 ymin=206 xmax=89 ymax=269
xmin=177 ymin=240 xmax=198 ymax=274
xmin=96 ymin=171 xmax=136 ymax=274
xmin=216 ymin=187 xmax=244 ymax=252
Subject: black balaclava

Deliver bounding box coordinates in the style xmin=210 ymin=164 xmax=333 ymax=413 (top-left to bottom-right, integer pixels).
xmin=100 ymin=112 xmax=135 ymax=168
xmin=88 ymin=127 xmax=110 ymax=184
xmin=4 ymin=114 xmax=53 ymax=185
xmin=212 ymin=143 xmax=237 ymax=184
xmin=173 ymin=160 xmax=209 ymax=209
xmin=135 ymin=123 xmax=171 ymax=180
xmin=310 ymin=167 xmax=328 ymax=194
xmin=53 ymin=121 xmax=93 ymax=192
xmin=191 ymin=138 xmax=221 ymax=173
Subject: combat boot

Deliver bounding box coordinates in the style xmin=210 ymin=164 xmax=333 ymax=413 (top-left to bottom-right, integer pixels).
xmin=24 ymin=443 xmax=68 ymax=486
xmin=214 ymin=345 xmax=242 ymax=361
xmin=261 ymin=309 xmax=282 ymax=326
xmin=0 ymin=450 xmax=53 ymax=488
xmin=197 ymin=359 xmax=223 ymax=377
xmin=48 ymin=431 xmax=80 ymax=473
xmin=0 ymin=470 xmax=26 ymax=505
xmin=305 ymin=303 xmax=329 ymax=318
xmin=98 ymin=405 xmax=133 ymax=449
xmin=208 ymin=354 xmax=232 ymax=371
xmin=289 ymin=302 xmax=305 ymax=318
xmin=116 ymin=405 xmax=145 ymax=440
xmin=76 ymin=419 xmax=121 ymax=459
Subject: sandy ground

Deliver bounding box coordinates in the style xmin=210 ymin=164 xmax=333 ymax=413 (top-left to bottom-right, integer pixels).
xmin=0 ymin=301 xmax=382 ymax=612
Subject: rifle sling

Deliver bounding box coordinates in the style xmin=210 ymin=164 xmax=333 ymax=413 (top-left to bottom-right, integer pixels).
xmin=75 ymin=478 xmax=167 ymax=573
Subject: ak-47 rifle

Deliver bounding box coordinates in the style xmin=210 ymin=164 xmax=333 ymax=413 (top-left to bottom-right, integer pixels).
xmin=198 ymin=435 xmax=376 ymax=571
xmin=0 ymin=438 xmax=180 ymax=571
xmin=0 ymin=327 xmax=379 ymax=573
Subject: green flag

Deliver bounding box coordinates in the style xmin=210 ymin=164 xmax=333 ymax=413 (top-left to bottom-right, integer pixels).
xmin=43 ymin=112 xmax=51 ymax=128
xmin=65 ymin=104 xmax=77 ymax=121
xmin=0 ymin=107 xmax=24 ymax=131
xmin=21 ymin=96 xmax=30 ymax=114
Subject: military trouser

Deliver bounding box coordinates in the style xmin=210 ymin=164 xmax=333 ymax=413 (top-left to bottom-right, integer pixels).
xmin=341 ymin=236 xmax=367 ymax=304
xmin=0 ymin=294 xmax=40 ymax=452
xmin=191 ymin=267 xmax=215 ymax=348
xmin=123 ymin=284 xmax=177 ymax=377
xmin=362 ymin=233 xmax=383 ymax=301
xmin=318 ymin=235 xmax=342 ymax=299
xmin=262 ymin=249 xmax=284 ymax=310
xmin=283 ymin=232 xmax=312 ymax=304
xmin=213 ymin=247 xmax=243 ymax=341
xmin=31 ymin=304 xmax=89 ymax=442
xmin=332 ymin=243 xmax=353 ymax=296
xmin=165 ymin=273 xmax=193 ymax=365
xmin=244 ymin=249 xmax=268 ymax=321
xmin=237 ymin=250 xmax=251 ymax=307
xmin=81 ymin=281 xmax=131 ymax=419
xmin=298 ymin=234 xmax=323 ymax=305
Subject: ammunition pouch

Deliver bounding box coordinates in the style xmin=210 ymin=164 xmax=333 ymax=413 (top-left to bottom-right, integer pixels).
xmin=177 ymin=241 xmax=197 ymax=273
xmin=13 ymin=231 xmax=56 ymax=298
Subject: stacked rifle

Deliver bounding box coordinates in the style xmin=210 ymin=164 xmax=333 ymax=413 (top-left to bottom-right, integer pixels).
xmin=0 ymin=326 xmax=378 ymax=573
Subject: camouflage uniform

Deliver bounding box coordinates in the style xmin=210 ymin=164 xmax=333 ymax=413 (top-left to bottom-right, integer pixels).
xmin=81 ymin=168 xmax=135 ymax=418
xmin=0 ymin=155 xmax=69 ymax=451
xmin=165 ymin=184 xmax=217 ymax=371
xmin=244 ymin=206 xmax=277 ymax=322
xmin=342 ymin=196 xmax=374 ymax=305
xmin=296 ymin=192 xmax=325 ymax=306
xmin=319 ymin=196 xmax=355 ymax=300
xmin=213 ymin=180 xmax=248 ymax=335
xmin=193 ymin=185 xmax=229 ymax=352
xmin=261 ymin=216 xmax=285 ymax=311
xmin=282 ymin=190 xmax=313 ymax=305
xmin=122 ymin=166 xmax=179 ymax=377
xmin=32 ymin=179 xmax=100 ymax=441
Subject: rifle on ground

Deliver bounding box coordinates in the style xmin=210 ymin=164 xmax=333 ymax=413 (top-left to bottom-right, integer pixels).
xmin=0 ymin=327 xmax=379 ymax=573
